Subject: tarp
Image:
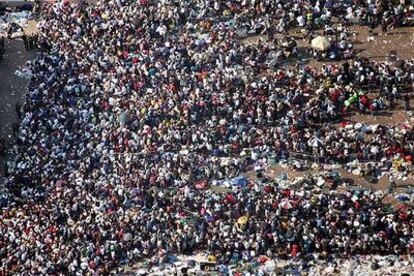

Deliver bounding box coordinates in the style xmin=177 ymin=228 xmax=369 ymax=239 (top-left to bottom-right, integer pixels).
xmin=230 ymin=176 xmax=248 ymax=187
xmin=192 ymin=254 xmax=216 ymax=264
xmin=212 ymin=175 xmax=248 ymax=188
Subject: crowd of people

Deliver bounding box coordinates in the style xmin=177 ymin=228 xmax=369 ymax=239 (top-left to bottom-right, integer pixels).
xmin=1 ymin=0 xmax=414 ymax=274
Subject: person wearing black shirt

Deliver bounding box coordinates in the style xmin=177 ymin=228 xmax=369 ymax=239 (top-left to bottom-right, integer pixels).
xmin=404 ymin=94 xmax=410 ymax=111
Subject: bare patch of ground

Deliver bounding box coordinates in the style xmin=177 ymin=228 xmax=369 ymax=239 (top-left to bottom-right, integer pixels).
xmin=0 ymin=23 xmax=37 ymax=177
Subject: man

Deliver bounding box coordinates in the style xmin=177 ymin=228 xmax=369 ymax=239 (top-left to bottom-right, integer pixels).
xmin=28 ymin=35 xmax=34 ymax=50
xmin=404 ymin=94 xmax=410 ymax=111
xmin=32 ymin=34 xmax=38 ymax=49
xmin=22 ymin=34 xmax=29 ymax=51
xmin=381 ymin=17 xmax=388 ymax=35
xmin=388 ymin=175 xmax=396 ymax=193
xmin=0 ymin=138 xmax=5 ymax=156
xmin=34 ymin=0 xmax=41 ymax=18
xmin=15 ymin=102 xmax=22 ymax=119
xmin=0 ymin=37 xmax=4 ymax=61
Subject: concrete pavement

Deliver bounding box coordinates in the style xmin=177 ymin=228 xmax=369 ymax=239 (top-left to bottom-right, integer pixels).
xmin=0 ymin=38 xmax=35 ymax=177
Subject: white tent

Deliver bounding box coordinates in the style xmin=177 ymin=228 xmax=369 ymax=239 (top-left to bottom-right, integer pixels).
xmin=311 ymin=36 xmax=331 ymax=51
xmin=309 ymin=137 xmax=323 ymax=148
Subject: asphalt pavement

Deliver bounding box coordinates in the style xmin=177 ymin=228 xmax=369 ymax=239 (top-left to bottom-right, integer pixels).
xmin=0 ymin=38 xmax=35 ymax=177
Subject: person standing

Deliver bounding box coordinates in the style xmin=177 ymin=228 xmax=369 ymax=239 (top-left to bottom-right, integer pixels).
xmin=0 ymin=138 xmax=5 ymax=156
xmin=15 ymin=102 xmax=22 ymax=119
xmin=28 ymin=35 xmax=34 ymax=50
xmin=34 ymin=0 xmax=41 ymax=19
xmin=388 ymin=175 xmax=396 ymax=193
xmin=0 ymin=37 xmax=4 ymax=61
xmin=22 ymin=34 xmax=29 ymax=51
xmin=381 ymin=17 xmax=388 ymax=35
xmin=404 ymin=94 xmax=410 ymax=111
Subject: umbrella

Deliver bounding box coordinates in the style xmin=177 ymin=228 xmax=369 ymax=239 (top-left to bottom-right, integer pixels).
xmin=207 ymin=255 xmax=217 ymax=263
xmin=309 ymin=137 xmax=323 ymax=148
xmin=280 ymin=198 xmax=293 ymax=210
xmin=226 ymin=194 xmax=237 ymax=204
xmin=258 ymin=255 xmax=269 ymax=263
xmin=237 ymin=215 xmax=249 ymax=225
xmin=311 ymin=36 xmax=331 ymax=51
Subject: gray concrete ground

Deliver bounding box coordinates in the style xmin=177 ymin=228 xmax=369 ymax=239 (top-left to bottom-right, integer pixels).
xmin=0 ymin=38 xmax=36 ymax=177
